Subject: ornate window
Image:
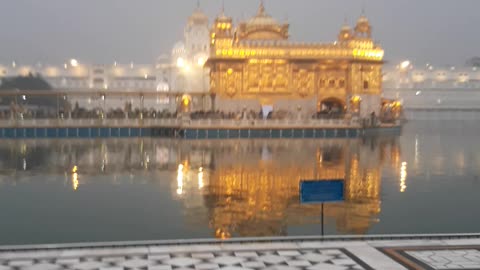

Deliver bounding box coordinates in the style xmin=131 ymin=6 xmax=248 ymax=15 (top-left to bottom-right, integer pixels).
xmin=363 ymin=80 xmax=369 ymax=89
xmin=319 ymin=79 xmax=326 ymax=88
xmin=329 ymin=79 xmax=336 ymax=88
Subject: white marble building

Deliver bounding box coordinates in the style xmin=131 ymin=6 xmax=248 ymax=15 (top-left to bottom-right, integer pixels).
xmin=383 ymin=63 xmax=480 ymax=89
xmin=0 ymin=4 xmax=210 ymax=92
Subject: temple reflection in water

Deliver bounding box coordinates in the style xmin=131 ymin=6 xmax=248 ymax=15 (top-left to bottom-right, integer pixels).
xmin=0 ymin=137 xmax=401 ymax=237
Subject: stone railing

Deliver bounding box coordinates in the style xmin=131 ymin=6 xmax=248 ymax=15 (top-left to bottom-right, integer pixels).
xmin=0 ymin=117 xmax=357 ymax=128
xmin=0 ymin=118 xmax=181 ymax=128
xmin=181 ymin=118 xmax=353 ymax=128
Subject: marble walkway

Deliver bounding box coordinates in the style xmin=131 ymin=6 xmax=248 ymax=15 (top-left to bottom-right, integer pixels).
xmin=1 ymin=235 xmax=480 ymax=270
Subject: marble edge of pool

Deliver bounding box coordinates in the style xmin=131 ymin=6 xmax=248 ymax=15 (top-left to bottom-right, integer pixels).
xmin=1 ymin=233 xmax=480 ymax=252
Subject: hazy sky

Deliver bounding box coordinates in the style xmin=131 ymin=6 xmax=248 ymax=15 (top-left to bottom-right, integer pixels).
xmin=1 ymin=0 xmax=479 ymax=67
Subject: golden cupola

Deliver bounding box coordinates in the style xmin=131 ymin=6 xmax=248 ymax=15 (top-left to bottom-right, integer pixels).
xmin=354 ymin=15 xmax=372 ymax=38
xmin=210 ymin=7 xmax=234 ymax=49
xmin=338 ymin=22 xmax=353 ymax=43
xmin=237 ymin=1 xmax=289 ymax=41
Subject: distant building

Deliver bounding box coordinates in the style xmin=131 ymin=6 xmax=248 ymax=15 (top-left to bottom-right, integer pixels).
xmin=383 ymin=62 xmax=480 ymax=89
xmin=0 ymin=3 xmax=211 ymax=95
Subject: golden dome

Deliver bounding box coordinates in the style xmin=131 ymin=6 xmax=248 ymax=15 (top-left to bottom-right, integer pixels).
xmin=237 ymin=1 xmax=289 ymax=40
xmin=341 ymin=24 xmax=352 ymax=32
xmin=357 ymin=15 xmax=369 ymax=24
xmin=246 ymin=1 xmax=279 ymax=28
xmin=354 ymin=14 xmax=372 ymax=37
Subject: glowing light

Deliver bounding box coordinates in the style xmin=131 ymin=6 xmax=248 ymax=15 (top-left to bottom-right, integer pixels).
xmin=176 ymin=57 xmax=185 ymax=68
xmin=416 ymin=91 xmax=421 ymax=96
xmin=22 ymin=95 xmax=26 ymax=100
xmin=198 ymin=167 xmax=204 ymax=189
xmin=12 ymin=61 xmax=16 ymax=68
xmin=72 ymin=173 xmax=79 ymax=191
xmin=72 ymin=165 xmax=79 ymax=191
xmin=182 ymin=96 xmax=190 ymax=106
xmin=400 ymin=161 xmax=407 ymax=192
xmin=176 ymin=164 xmax=184 ymax=195
xmin=144 ymin=74 xmax=148 ymax=79
xmin=227 ymin=68 xmax=233 ymax=75
xmin=351 ymin=95 xmax=361 ymax=103
xmin=70 ymin=59 xmax=79 ymax=67
xmin=197 ymin=57 xmax=205 ymax=66
xmin=400 ymin=60 xmax=410 ymax=70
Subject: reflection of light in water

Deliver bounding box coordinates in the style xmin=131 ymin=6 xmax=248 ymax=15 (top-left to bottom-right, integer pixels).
xmin=145 ymin=155 xmax=150 ymax=169
xmin=414 ymin=135 xmax=419 ymax=170
xmin=455 ymin=151 xmax=465 ymax=175
xmin=177 ymin=164 xmax=184 ymax=195
xmin=198 ymin=167 xmax=204 ymax=189
xmin=215 ymin=228 xmax=231 ymax=240
xmin=72 ymin=166 xmax=79 ymax=191
xmin=400 ymin=162 xmax=407 ymax=192
xmin=22 ymin=158 xmax=27 ymax=171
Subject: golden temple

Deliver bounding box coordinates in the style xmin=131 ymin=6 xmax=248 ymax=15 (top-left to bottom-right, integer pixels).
xmin=206 ymin=2 xmax=385 ymax=117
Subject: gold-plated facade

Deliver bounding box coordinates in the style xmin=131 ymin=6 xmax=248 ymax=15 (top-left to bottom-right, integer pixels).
xmin=206 ymin=3 xmax=385 ymax=115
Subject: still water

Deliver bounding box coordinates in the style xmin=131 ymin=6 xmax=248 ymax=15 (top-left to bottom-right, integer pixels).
xmin=0 ymin=119 xmax=480 ymax=245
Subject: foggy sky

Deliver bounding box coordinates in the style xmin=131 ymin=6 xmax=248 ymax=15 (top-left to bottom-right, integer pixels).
xmin=1 ymin=0 xmax=479 ymax=67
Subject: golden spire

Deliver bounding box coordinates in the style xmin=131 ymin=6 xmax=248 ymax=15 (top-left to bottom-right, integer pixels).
xmin=257 ymin=0 xmax=266 ymax=16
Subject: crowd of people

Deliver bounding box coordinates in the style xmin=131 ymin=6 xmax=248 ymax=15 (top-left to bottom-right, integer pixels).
xmin=0 ymin=101 xmax=398 ymax=124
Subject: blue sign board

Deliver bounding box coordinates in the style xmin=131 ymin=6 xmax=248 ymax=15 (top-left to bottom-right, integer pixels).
xmin=300 ymin=180 xmax=345 ymax=204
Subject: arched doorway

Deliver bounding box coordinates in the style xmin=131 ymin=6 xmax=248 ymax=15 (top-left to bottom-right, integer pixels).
xmin=317 ymin=97 xmax=346 ymax=118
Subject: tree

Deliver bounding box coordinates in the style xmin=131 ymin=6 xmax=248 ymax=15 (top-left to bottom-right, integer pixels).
xmin=0 ymin=74 xmax=64 ymax=107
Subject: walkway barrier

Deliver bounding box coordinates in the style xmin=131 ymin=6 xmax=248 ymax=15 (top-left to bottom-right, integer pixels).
xmin=0 ymin=117 xmax=400 ymax=139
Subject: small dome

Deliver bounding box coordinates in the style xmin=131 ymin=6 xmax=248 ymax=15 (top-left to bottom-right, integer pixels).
xmin=246 ymin=2 xmax=279 ymax=28
xmin=341 ymin=24 xmax=351 ymax=32
xmin=357 ymin=15 xmax=369 ymax=24
xmin=189 ymin=8 xmax=208 ymax=25
xmin=354 ymin=14 xmax=372 ymax=37
xmin=172 ymin=42 xmax=186 ymax=55
xmin=338 ymin=26 xmax=352 ymax=42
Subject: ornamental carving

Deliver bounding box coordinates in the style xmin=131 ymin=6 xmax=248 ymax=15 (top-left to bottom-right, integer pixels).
xmin=294 ymin=69 xmax=314 ymax=97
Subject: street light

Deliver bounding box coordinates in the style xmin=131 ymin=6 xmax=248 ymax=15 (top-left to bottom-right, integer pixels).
xmin=400 ymin=60 xmax=411 ymax=70
xmin=176 ymin=57 xmax=185 ymax=68
xmin=70 ymin=59 xmax=79 ymax=67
